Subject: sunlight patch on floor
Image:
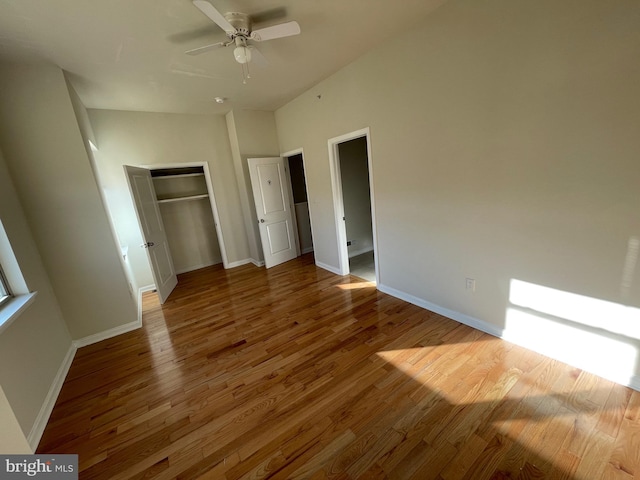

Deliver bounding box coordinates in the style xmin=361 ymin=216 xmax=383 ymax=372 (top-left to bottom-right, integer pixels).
xmin=374 ymin=348 xmax=473 ymax=403
xmin=336 ymin=281 xmax=376 ymax=290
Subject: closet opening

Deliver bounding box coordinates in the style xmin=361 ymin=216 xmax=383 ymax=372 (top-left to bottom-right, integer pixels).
xmin=125 ymin=162 xmax=228 ymax=303
xmin=150 ymin=165 xmax=225 ymax=275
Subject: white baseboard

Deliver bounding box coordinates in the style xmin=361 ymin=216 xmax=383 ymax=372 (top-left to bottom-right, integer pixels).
xmin=377 ymin=283 xmax=504 ymax=339
xmin=27 ymin=343 xmax=77 ymax=451
xmin=348 ymin=246 xmax=374 ymax=258
xmin=175 ymin=261 xmax=222 ymax=275
xmin=138 ymin=284 xmax=155 ymax=297
xmin=136 ymin=284 xmax=156 ymax=328
xmin=501 ymin=328 xmax=640 ymax=391
xmin=28 ymin=289 xmax=147 ymax=449
xmin=73 ymin=318 xmax=142 ymax=349
xmin=226 ymin=258 xmax=254 ymax=269
xmin=377 ymin=282 xmax=640 ymax=393
xmin=316 ymin=261 xmax=344 ymax=276
xmin=251 ymin=258 xmax=265 ymax=267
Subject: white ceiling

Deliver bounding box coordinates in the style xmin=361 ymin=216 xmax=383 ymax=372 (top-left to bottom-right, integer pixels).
xmin=0 ymin=0 xmax=446 ymax=114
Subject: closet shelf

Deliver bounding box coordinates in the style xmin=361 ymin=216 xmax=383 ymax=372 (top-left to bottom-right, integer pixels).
xmin=153 ymin=172 xmax=204 ymax=179
xmin=157 ymin=194 xmax=209 ymax=204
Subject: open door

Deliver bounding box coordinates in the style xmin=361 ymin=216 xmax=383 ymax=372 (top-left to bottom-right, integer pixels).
xmin=124 ymin=165 xmax=177 ymax=303
xmin=248 ymin=157 xmax=297 ymax=268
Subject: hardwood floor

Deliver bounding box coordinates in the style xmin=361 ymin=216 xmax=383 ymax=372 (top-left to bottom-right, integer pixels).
xmin=38 ymin=254 xmax=640 ymax=479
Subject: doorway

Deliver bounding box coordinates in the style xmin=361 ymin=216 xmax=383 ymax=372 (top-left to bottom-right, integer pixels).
xmin=246 ymin=151 xmax=314 ymax=269
xmin=285 ymin=152 xmax=314 ymax=257
xmin=328 ymin=128 xmax=378 ymax=284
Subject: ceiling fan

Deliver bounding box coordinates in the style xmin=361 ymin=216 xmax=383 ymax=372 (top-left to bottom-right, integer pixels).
xmin=186 ymin=0 xmax=301 ymax=81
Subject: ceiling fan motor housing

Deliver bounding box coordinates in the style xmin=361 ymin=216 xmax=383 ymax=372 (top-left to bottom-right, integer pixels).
xmin=225 ymin=12 xmax=251 ymax=38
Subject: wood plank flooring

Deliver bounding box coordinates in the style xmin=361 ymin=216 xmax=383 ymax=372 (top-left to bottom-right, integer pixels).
xmin=38 ymin=254 xmax=640 ymax=479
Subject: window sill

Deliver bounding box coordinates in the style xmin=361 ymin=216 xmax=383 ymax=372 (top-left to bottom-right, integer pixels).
xmin=0 ymin=292 xmax=37 ymax=335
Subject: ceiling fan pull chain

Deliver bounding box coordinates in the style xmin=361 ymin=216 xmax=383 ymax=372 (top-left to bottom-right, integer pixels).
xmin=241 ymin=63 xmax=248 ymax=84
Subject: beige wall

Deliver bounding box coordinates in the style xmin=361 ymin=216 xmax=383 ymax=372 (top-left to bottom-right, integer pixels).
xmin=154 ymin=183 xmax=223 ymax=273
xmin=276 ymin=0 xmax=640 ymax=385
xmin=0 ymin=145 xmax=72 ymax=439
xmin=88 ymin=109 xmax=249 ymax=288
xmin=0 ymin=63 xmax=136 ymax=340
xmin=0 ymin=386 xmax=31 ymax=453
xmin=226 ymin=110 xmax=281 ymax=263
xmin=65 ymin=77 xmax=138 ymax=299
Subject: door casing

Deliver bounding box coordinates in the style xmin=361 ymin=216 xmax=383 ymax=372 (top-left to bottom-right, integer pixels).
xmin=327 ymin=127 xmax=379 ymax=283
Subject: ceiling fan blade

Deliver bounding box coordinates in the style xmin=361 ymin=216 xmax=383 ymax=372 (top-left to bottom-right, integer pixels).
xmin=170 ymin=65 xmax=224 ymax=80
xmin=248 ymin=46 xmax=269 ymax=68
xmin=192 ymin=0 xmax=235 ymax=34
xmin=185 ymin=41 xmax=227 ymax=56
xmin=250 ymin=21 xmax=300 ymax=42
xmin=168 ymin=25 xmax=222 ymax=44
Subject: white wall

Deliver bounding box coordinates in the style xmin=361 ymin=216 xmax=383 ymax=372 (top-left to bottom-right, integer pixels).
xmin=226 ymin=110 xmax=281 ymax=264
xmin=0 ymin=145 xmax=72 ymax=442
xmin=88 ymin=109 xmax=250 ymax=289
xmin=0 ymin=63 xmax=136 ymax=340
xmin=276 ymin=0 xmax=640 ymax=386
xmin=339 ymin=137 xmax=373 ymax=257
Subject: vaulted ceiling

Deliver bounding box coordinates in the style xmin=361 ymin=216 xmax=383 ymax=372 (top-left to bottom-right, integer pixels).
xmin=0 ymin=0 xmax=446 ymax=114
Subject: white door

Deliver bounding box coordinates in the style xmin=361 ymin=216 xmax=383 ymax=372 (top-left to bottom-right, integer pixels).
xmin=124 ymin=165 xmax=177 ymax=303
xmin=248 ymin=157 xmax=298 ymax=268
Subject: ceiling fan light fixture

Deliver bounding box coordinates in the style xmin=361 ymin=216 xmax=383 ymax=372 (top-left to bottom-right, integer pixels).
xmin=188 ymin=1 xmax=302 ymax=83
xmin=233 ymin=45 xmax=252 ymax=64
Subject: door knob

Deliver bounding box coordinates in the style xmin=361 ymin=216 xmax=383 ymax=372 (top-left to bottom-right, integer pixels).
xmin=260 ymin=219 xmax=265 ymax=223
xmin=140 ymin=242 xmax=155 ymax=248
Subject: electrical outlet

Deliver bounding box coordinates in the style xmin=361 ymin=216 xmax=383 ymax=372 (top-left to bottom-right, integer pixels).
xmin=465 ymin=278 xmax=476 ymax=292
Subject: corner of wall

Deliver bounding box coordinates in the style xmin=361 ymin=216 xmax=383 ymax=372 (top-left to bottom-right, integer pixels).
xmin=225 ymin=111 xmax=263 ymax=263
xmin=26 ymin=344 xmax=76 ymax=451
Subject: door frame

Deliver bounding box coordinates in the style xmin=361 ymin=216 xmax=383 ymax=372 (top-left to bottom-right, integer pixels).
xmin=327 ymin=127 xmax=379 ymax=284
xmin=142 ymin=161 xmax=230 ymax=269
xmin=281 ymin=148 xmax=316 ymax=257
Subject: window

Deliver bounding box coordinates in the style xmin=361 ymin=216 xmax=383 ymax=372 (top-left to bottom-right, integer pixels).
xmin=0 ymin=219 xmax=36 ymax=333
xmin=0 ymin=264 xmax=10 ymax=308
